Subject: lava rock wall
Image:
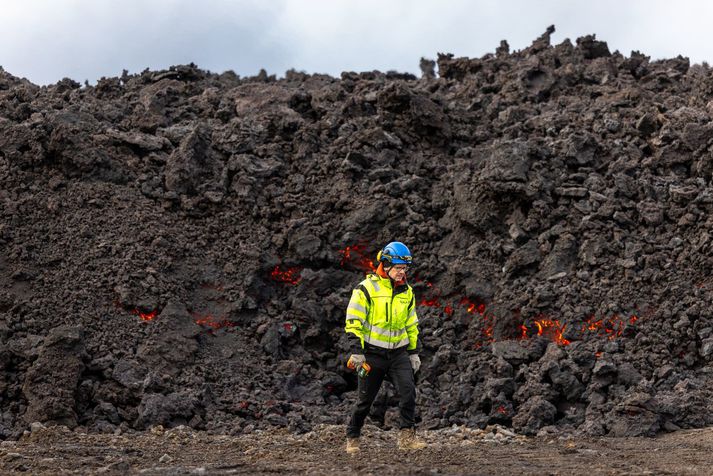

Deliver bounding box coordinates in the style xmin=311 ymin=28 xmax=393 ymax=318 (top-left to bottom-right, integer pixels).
xmin=3 ymin=27 xmax=713 ymax=439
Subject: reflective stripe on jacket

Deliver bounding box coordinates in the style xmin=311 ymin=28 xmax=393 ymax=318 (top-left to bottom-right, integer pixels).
xmin=345 ymin=273 xmax=419 ymax=351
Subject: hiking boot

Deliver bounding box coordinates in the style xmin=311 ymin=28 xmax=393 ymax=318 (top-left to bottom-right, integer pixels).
xmin=345 ymin=437 xmax=360 ymax=454
xmin=397 ymin=428 xmax=426 ymax=450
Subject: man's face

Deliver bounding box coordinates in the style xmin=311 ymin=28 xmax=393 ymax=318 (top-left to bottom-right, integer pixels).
xmin=387 ymin=264 xmax=408 ymax=281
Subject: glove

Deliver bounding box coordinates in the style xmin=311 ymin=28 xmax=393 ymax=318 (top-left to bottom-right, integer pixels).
xmin=348 ymin=354 xmax=366 ymax=369
xmin=409 ymin=354 xmax=421 ymax=373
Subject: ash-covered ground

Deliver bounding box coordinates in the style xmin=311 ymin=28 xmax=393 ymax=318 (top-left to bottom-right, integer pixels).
xmin=2 ymin=26 xmax=713 ymax=442
xmin=3 ymin=423 xmax=713 ymax=475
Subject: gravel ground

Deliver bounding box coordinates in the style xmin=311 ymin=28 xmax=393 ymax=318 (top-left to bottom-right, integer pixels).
xmin=1 ymin=424 xmax=711 ymax=475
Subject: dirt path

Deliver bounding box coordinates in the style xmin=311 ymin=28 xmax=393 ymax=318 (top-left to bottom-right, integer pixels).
xmin=1 ymin=424 xmax=711 ymax=475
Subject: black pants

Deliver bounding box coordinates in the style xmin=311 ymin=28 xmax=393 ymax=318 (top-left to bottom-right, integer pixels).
xmin=346 ymin=347 xmax=416 ymax=437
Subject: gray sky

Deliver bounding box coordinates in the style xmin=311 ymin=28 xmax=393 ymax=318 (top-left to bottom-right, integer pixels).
xmin=2 ymin=0 xmax=712 ymax=85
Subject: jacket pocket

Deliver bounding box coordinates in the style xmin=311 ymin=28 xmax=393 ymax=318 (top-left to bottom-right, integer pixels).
xmin=391 ymin=295 xmax=411 ymax=325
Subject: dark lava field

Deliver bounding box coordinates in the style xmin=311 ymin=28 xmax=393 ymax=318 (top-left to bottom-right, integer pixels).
xmin=2 ymin=27 xmax=713 ymax=444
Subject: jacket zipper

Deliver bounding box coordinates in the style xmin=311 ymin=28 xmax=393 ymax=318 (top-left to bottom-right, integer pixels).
xmin=390 ymin=285 xmax=404 ymax=350
xmin=385 ymin=301 xmax=390 ymax=349
xmin=386 ymin=289 xmax=394 ymax=349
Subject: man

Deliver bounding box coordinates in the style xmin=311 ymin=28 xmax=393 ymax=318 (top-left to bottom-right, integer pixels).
xmin=344 ymin=241 xmax=426 ymax=453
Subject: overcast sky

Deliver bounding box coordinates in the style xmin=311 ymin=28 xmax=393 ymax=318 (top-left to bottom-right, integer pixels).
xmin=2 ymin=0 xmax=712 ymax=85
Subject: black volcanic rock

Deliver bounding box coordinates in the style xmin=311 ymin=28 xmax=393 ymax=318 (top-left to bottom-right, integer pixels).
xmin=21 ymin=326 xmax=85 ymax=427
xmin=3 ymin=29 xmax=713 ymax=439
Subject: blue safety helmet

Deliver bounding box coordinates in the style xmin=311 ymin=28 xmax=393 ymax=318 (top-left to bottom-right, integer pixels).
xmin=377 ymin=241 xmax=413 ymax=265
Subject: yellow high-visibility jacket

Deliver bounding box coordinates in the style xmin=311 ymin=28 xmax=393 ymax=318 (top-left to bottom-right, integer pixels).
xmin=345 ymin=273 xmax=419 ymax=352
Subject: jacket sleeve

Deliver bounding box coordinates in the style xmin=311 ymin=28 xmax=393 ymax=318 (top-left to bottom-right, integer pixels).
xmin=345 ymin=287 xmax=369 ymax=352
xmin=405 ymin=293 xmax=419 ymax=354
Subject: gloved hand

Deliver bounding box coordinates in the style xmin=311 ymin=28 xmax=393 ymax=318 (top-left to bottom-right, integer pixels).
xmin=409 ymin=354 xmax=421 ymax=373
xmin=348 ymin=354 xmax=366 ymax=369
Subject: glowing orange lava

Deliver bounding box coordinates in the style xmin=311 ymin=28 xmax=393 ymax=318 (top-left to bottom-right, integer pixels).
xmin=130 ymin=308 xmax=158 ymax=321
xmin=420 ymin=297 xmax=441 ymax=307
xmin=338 ymin=243 xmax=377 ymax=273
xmin=459 ymin=297 xmax=486 ymax=315
xmin=581 ymin=314 xmax=631 ymax=340
xmin=483 ymin=322 xmax=494 ymax=339
xmin=270 ymin=265 xmax=302 ymax=285
xmin=533 ymin=317 xmax=571 ymax=346
xmin=192 ymin=312 xmax=237 ymax=330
